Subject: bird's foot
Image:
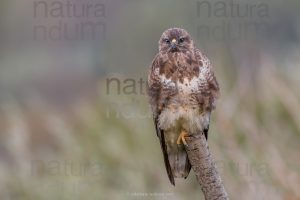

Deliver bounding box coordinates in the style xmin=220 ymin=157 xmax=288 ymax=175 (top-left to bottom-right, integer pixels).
xmin=177 ymin=130 xmax=188 ymax=146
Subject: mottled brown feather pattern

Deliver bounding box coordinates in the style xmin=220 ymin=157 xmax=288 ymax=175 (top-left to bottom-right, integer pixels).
xmin=147 ymin=28 xmax=219 ymax=185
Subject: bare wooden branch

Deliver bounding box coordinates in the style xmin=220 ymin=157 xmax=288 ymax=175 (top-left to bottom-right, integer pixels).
xmin=184 ymin=133 xmax=228 ymax=200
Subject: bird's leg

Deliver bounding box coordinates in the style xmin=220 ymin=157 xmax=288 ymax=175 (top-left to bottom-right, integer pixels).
xmin=177 ymin=130 xmax=188 ymax=146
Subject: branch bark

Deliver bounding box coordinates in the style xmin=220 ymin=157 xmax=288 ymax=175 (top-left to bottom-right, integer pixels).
xmin=184 ymin=133 xmax=228 ymax=200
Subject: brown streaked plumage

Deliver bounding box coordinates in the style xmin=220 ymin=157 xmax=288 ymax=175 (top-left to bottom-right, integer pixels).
xmin=147 ymin=28 xmax=220 ymax=185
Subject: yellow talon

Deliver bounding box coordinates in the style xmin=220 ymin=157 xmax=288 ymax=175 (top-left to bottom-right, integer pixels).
xmin=177 ymin=130 xmax=188 ymax=146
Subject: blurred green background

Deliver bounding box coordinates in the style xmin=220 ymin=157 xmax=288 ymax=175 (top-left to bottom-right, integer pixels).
xmin=0 ymin=0 xmax=300 ymax=199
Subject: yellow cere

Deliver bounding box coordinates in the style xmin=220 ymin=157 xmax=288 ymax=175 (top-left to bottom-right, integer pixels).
xmin=172 ymin=39 xmax=177 ymax=43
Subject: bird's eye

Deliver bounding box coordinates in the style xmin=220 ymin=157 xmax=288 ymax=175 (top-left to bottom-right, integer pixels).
xmin=164 ymin=39 xmax=170 ymax=44
xmin=179 ymin=37 xmax=185 ymax=43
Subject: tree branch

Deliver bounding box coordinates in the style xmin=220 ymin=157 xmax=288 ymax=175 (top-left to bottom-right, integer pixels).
xmin=184 ymin=133 xmax=228 ymax=200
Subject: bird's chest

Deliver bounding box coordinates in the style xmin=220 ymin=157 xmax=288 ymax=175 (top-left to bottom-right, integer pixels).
xmin=159 ymin=53 xmax=200 ymax=89
xmin=176 ymin=77 xmax=200 ymax=94
xmin=160 ymin=73 xmax=200 ymax=96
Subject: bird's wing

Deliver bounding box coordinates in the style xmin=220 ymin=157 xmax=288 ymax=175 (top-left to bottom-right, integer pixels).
xmin=154 ymin=119 xmax=175 ymax=185
xmin=147 ymin=54 xmax=162 ymax=134
xmin=147 ymin=54 xmax=175 ymax=185
xmin=194 ymin=49 xmax=220 ymax=139
xmin=195 ymin=49 xmax=220 ymax=111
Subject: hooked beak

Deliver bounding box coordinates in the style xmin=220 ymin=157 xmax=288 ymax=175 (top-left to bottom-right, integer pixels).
xmin=170 ymin=39 xmax=177 ymax=50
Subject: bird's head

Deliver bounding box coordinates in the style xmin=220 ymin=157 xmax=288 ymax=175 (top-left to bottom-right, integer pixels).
xmin=159 ymin=28 xmax=194 ymax=54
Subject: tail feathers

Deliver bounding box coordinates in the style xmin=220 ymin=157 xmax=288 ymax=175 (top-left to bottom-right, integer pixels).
xmin=162 ymin=129 xmax=192 ymax=185
xmin=167 ymin=145 xmax=191 ymax=179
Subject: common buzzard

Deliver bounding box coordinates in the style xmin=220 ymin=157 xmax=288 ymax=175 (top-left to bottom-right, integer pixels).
xmin=147 ymin=28 xmax=220 ymax=185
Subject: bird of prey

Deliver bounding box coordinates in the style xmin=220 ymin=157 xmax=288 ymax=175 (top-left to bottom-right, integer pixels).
xmin=147 ymin=28 xmax=220 ymax=185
